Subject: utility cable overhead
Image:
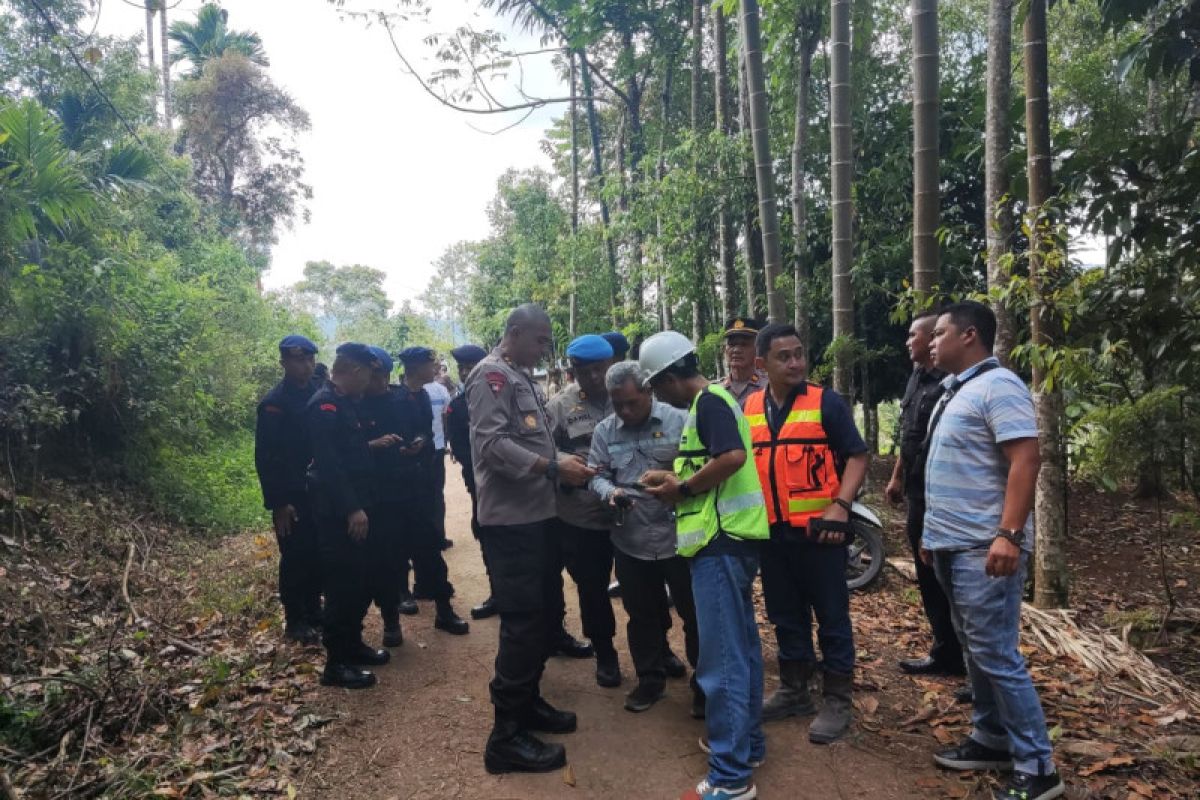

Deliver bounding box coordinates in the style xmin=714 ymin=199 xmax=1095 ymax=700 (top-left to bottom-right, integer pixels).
xmin=26 ymin=0 xmax=185 ymax=192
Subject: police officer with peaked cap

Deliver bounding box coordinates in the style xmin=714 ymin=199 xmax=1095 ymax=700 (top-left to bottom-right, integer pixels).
xmin=307 ymin=342 xmax=390 ymax=690
xmin=467 ymin=304 xmax=596 ymax=774
xmin=720 ymin=316 xmax=768 ymax=407
xmin=546 ymin=334 xmax=621 ymax=687
xmin=255 ymin=335 xmax=324 ymax=645
xmin=446 ymin=343 xmax=496 ymax=619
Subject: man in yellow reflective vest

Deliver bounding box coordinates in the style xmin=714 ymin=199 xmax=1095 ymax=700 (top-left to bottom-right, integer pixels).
xmin=637 ymin=331 xmax=769 ymax=800
xmin=745 ymin=323 xmax=869 ymax=745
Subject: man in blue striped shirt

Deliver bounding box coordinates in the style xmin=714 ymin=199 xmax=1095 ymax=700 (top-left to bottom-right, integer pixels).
xmin=922 ymin=301 xmax=1064 ymax=800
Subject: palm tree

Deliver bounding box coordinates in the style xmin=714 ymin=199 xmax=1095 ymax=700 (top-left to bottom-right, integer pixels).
xmin=912 ymin=0 xmax=939 ymax=297
xmin=986 ymin=0 xmax=1017 ymax=362
xmin=740 ymin=0 xmax=786 ymax=323
xmin=830 ymin=0 xmax=854 ymax=394
xmin=169 ymin=4 xmax=269 ymax=79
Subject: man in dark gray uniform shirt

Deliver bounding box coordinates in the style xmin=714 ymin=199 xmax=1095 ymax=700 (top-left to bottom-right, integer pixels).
xmin=467 ymin=304 xmax=596 ymax=775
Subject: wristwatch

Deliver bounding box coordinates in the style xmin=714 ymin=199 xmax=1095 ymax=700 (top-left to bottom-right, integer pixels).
xmin=679 ymin=481 xmax=695 ymax=499
xmin=995 ymin=527 xmax=1025 ymax=547
xmin=545 ymin=458 xmax=559 ymax=482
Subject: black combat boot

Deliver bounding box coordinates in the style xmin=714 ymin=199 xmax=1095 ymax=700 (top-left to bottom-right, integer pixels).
xmin=283 ymin=619 xmax=320 ymax=646
xmin=762 ymin=659 xmax=817 ymax=722
xmin=381 ymin=608 xmax=403 ymax=648
xmin=484 ymin=718 xmax=567 ymax=775
xmin=524 ymin=696 xmax=577 ymax=733
xmin=594 ymin=642 xmax=622 ymax=688
xmin=320 ymin=662 xmax=376 ymax=690
xmin=470 ymin=596 xmax=498 ymax=620
xmin=809 ymin=670 xmax=854 ymax=744
xmin=552 ymin=631 xmax=594 ymax=659
xmin=398 ymin=590 xmax=419 ymax=616
xmin=434 ymin=599 xmax=469 ymax=635
xmin=347 ymin=642 xmax=390 ymax=667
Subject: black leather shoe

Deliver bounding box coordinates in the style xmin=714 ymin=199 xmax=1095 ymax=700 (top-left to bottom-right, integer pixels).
xmin=382 ymin=624 xmax=404 ymax=648
xmin=284 ymin=622 xmax=320 ymax=646
xmin=484 ymin=729 xmax=567 ymax=774
xmin=900 ymin=655 xmax=966 ymax=676
xmin=664 ymin=649 xmax=687 ymax=679
xmin=348 ymin=643 xmax=390 ymax=666
xmin=933 ymin=737 xmax=1012 ymax=772
xmin=595 ymin=651 xmax=622 ymax=688
xmin=525 ymin=697 xmax=577 ymax=733
xmin=607 ymin=580 xmax=622 ymax=598
xmin=320 ymin=662 xmax=376 ymax=689
xmin=471 ymin=597 xmax=498 ymax=620
xmin=954 ymin=684 xmax=974 ymax=704
xmin=553 ymin=633 xmax=594 ymax=659
xmin=624 ymin=682 xmax=666 ymax=713
xmin=435 ymin=609 xmax=470 ymax=635
xmin=398 ymin=593 xmax=419 ymax=616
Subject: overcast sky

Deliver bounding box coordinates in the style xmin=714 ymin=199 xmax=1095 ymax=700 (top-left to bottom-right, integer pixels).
xmin=96 ymin=0 xmax=560 ymax=307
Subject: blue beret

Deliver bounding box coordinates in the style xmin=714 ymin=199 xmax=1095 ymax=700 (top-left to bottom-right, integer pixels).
xmin=601 ymin=331 xmax=630 ymax=358
xmin=398 ymin=346 xmax=436 ymax=366
xmin=566 ymin=334 xmax=614 ymax=364
xmin=335 ymin=342 xmax=374 ymax=367
xmin=367 ymin=345 xmax=393 ymax=374
xmin=450 ymin=344 xmax=488 ymax=364
xmin=279 ymin=334 xmax=318 ymax=356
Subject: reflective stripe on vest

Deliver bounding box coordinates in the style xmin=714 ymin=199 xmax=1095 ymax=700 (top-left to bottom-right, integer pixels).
xmin=744 ymin=384 xmax=841 ymax=528
xmin=672 ymin=384 xmax=769 ymax=557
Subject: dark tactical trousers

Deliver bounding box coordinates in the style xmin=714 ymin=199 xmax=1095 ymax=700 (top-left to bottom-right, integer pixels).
xmin=315 ymin=510 xmax=373 ymax=663
xmin=396 ymin=493 xmax=453 ymax=602
xmin=276 ymin=492 xmax=322 ymax=625
xmin=613 ymin=550 xmax=698 ymax=687
xmin=552 ymin=519 xmax=616 ymax=648
xmin=907 ymin=497 xmax=964 ymax=669
xmin=481 ymin=519 xmax=562 ymax=724
xmin=366 ymin=502 xmax=406 ymax=617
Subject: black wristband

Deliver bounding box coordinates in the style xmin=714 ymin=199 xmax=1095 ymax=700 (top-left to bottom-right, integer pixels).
xmin=833 ymin=498 xmax=852 ymax=513
xmin=679 ymin=481 xmax=695 ymax=498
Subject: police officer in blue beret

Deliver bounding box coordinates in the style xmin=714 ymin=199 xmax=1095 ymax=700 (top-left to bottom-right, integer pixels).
xmin=255 ymin=335 xmax=323 ymax=645
xmin=602 ymin=331 xmax=631 ymax=361
xmin=546 ymin=334 xmax=621 ymax=686
xmin=446 ymin=344 xmax=496 ymax=619
xmin=307 ymin=342 xmax=390 ymax=689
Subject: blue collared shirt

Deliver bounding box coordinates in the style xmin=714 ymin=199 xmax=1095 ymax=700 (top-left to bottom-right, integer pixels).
xmin=923 ymin=357 xmax=1039 ymax=551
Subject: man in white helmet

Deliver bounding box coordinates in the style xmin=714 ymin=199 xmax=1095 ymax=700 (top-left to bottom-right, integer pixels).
xmin=637 ymin=331 xmax=770 ymax=800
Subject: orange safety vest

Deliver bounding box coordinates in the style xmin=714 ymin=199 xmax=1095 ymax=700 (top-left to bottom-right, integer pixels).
xmin=744 ymin=384 xmax=841 ymax=528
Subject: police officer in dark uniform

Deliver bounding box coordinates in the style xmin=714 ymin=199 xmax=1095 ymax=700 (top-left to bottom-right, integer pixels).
xmin=602 ymin=331 xmax=631 ymax=361
xmin=885 ymin=312 xmax=966 ymax=678
xmin=255 ymin=335 xmax=324 ymax=645
xmin=468 ymin=304 xmax=596 ymax=774
xmin=307 ymin=343 xmax=390 ymax=690
xmin=446 ymin=344 xmax=495 ymax=620
xmin=720 ymin=317 xmax=768 ymax=407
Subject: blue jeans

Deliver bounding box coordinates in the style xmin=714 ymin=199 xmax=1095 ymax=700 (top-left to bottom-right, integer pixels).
xmin=932 ymin=549 xmax=1055 ymax=775
xmin=759 ymin=536 xmax=855 ymax=675
xmin=691 ymin=539 xmax=765 ymax=788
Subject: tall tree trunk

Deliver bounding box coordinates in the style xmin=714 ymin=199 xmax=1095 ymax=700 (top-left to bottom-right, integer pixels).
xmin=714 ymin=6 xmax=737 ymax=324
xmin=830 ymin=0 xmax=855 ymax=395
xmin=160 ymin=0 xmax=172 ymax=131
xmin=912 ymin=0 xmax=939 ymax=298
xmin=792 ymin=13 xmax=820 ymax=351
xmin=144 ymin=2 xmax=158 ymax=126
xmin=622 ymin=30 xmax=646 ymax=319
xmin=738 ymin=50 xmax=763 ymax=316
xmin=740 ymin=0 xmax=786 ymax=323
xmin=569 ymin=52 xmax=579 ymax=338
xmin=580 ymin=55 xmax=619 ymax=326
xmin=657 ymin=46 xmax=678 ymax=331
xmin=692 ymin=0 xmax=707 ymax=341
xmin=986 ymin=0 xmax=1017 ymax=363
xmin=1024 ymin=0 xmax=1067 ymax=609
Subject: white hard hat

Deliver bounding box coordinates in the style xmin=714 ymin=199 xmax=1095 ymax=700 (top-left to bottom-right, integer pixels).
xmin=638 ymin=331 xmax=696 ymax=385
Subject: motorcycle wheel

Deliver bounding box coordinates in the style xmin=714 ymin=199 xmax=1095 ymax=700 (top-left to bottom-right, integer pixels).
xmin=847 ymin=520 xmax=885 ymax=591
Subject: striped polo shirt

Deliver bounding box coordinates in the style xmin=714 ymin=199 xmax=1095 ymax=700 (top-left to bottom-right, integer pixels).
xmin=922 ymin=357 xmax=1039 ymax=551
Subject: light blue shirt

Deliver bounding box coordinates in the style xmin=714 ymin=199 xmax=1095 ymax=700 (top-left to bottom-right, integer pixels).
xmin=923 ymin=357 xmax=1039 ymax=551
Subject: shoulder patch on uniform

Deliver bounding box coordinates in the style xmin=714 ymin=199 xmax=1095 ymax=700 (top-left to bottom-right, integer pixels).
xmin=263 ymin=405 xmax=282 ymax=414
xmin=319 ymin=403 xmax=337 ymax=412
xmin=485 ymin=371 xmax=508 ymax=396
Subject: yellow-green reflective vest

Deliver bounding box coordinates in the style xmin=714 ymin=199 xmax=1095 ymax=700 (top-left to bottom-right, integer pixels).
xmin=673 ymin=384 xmax=769 ymax=557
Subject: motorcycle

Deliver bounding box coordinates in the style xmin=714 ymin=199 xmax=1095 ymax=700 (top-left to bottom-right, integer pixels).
xmin=846 ymin=500 xmax=886 ymax=591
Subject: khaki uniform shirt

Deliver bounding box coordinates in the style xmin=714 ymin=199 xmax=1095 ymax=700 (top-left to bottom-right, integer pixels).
xmin=722 ymin=369 xmax=767 ymax=407
xmin=547 ymin=382 xmax=613 ymax=530
xmin=466 ymin=349 xmax=557 ymax=526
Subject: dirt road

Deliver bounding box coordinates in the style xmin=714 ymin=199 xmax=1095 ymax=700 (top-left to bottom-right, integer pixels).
xmin=304 ymin=467 xmax=947 ymax=799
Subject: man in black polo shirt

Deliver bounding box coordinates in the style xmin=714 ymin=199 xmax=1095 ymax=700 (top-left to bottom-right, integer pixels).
xmin=885 ymin=312 xmax=966 ymax=678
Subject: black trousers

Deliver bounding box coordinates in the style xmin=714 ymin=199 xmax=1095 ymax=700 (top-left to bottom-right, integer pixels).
xmin=553 ymin=519 xmax=616 ymax=649
xmin=276 ymin=493 xmax=322 ymax=625
xmin=316 ymin=510 xmax=372 ymax=663
xmin=432 ymin=450 xmax=447 ymax=541
xmin=395 ymin=493 xmax=453 ymax=602
xmin=613 ymin=550 xmax=698 ymax=687
xmin=481 ymin=519 xmax=561 ymax=724
xmin=907 ymin=497 xmax=964 ymax=669
xmin=366 ymin=502 xmax=410 ymax=617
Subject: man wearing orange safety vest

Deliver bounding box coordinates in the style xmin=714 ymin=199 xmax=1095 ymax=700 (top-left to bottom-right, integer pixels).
xmin=744 ymin=323 xmax=870 ymax=744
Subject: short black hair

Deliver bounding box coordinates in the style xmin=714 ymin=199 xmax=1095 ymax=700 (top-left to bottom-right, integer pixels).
xmin=913 ymin=309 xmax=939 ymax=324
xmin=654 ymin=352 xmax=701 ymax=382
xmin=938 ymin=300 xmax=996 ymax=352
xmin=755 ymin=323 xmax=803 ymax=357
